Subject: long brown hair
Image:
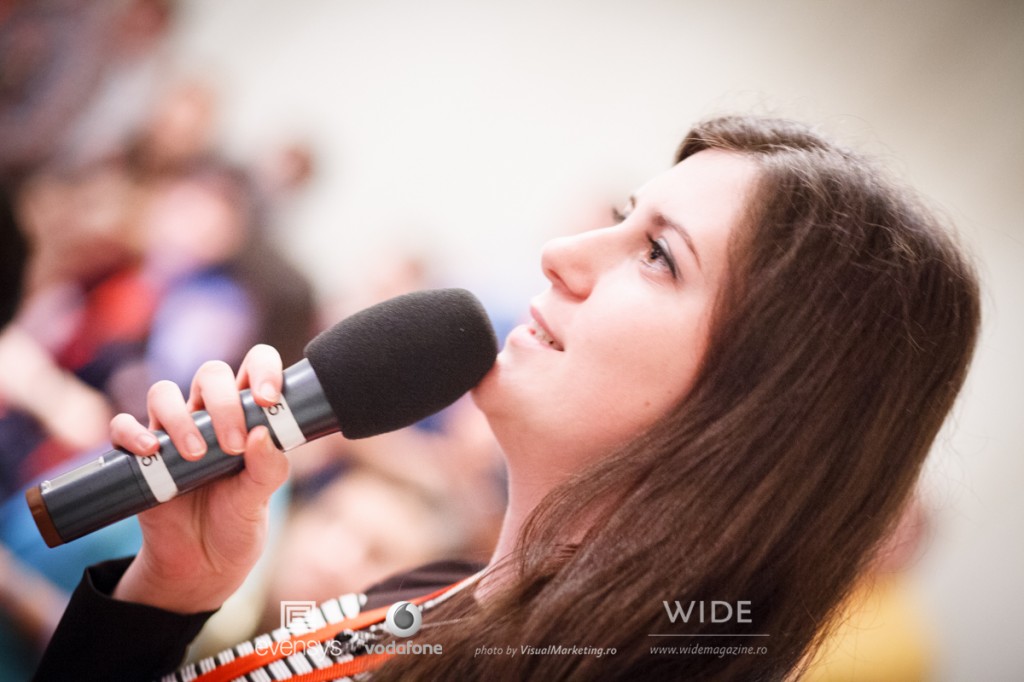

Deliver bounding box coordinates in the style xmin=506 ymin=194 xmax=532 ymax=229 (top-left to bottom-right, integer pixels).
xmin=377 ymin=116 xmax=981 ymax=680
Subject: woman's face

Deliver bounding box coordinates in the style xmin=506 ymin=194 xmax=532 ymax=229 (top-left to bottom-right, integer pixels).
xmin=473 ymin=150 xmax=758 ymax=471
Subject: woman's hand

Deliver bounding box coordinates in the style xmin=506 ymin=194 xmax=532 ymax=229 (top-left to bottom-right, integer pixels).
xmin=110 ymin=344 xmax=290 ymax=614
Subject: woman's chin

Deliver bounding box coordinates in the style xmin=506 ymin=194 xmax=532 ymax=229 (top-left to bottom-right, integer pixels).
xmin=469 ymin=361 xmax=503 ymax=415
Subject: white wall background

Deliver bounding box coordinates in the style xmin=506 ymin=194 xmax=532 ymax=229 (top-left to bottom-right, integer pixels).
xmin=166 ymin=1 xmax=1023 ymax=678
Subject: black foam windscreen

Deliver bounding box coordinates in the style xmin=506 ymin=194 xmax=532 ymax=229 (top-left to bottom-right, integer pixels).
xmin=303 ymin=288 xmax=498 ymax=439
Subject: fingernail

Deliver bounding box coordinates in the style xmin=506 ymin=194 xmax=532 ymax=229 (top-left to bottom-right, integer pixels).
xmin=227 ymin=429 xmax=246 ymax=454
xmin=260 ymin=382 xmax=279 ymax=403
xmin=186 ymin=433 xmax=206 ymax=459
xmin=137 ymin=432 xmax=158 ymax=452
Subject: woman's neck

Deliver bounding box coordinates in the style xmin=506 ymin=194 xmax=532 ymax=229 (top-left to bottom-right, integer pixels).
xmin=485 ymin=462 xmax=561 ymax=561
xmin=477 ymin=412 xmax=597 ymax=594
xmin=475 ymin=483 xmax=527 ymax=601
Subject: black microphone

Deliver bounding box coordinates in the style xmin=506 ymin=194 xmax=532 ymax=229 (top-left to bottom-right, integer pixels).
xmin=25 ymin=288 xmax=498 ymax=547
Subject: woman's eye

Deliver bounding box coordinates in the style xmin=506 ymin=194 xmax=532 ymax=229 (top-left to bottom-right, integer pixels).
xmin=645 ymin=236 xmax=678 ymax=279
xmin=611 ymin=206 xmax=628 ymax=223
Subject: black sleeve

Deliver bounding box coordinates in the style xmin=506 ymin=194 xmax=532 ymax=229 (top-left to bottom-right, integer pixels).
xmin=33 ymin=556 xmax=217 ymax=682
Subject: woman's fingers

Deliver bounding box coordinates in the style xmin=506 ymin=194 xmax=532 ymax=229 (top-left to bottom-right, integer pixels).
xmin=237 ymin=344 xmax=283 ymax=407
xmin=132 ymin=345 xmax=284 ymax=463
xmin=147 ymin=380 xmax=206 ymax=461
xmin=233 ymin=427 xmax=289 ymax=520
xmin=189 ymin=360 xmax=247 ymax=455
xmin=110 ymin=412 xmax=160 ymax=455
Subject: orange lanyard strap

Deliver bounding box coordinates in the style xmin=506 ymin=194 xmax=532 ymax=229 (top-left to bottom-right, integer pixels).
xmin=288 ymin=652 xmax=391 ymax=682
xmin=194 ymin=582 xmax=457 ymax=682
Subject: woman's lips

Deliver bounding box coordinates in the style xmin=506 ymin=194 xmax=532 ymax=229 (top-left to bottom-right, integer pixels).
xmin=529 ymin=306 xmax=564 ymax=351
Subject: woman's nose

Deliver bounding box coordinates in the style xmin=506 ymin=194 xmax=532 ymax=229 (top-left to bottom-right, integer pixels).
xmin=540 ymin=228 xmax=616 ymax=300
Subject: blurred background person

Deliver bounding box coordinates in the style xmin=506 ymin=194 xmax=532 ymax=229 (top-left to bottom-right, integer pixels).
xmin=0 ymin=158 xmax=142 ymax=494
xmin=0 ymin=14 xmax=317 ymax=677
xmin=0 ymin=0 xmax=175 ymax=179
xmin=0 ymin=71 xmax=317 ymax=490
xmin=802 ymin=495 xmax=935 ymax=681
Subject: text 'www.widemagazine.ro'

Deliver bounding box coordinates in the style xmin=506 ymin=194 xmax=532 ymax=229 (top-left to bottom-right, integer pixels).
xmin=649 ymin=643 xmax=768 ymax=658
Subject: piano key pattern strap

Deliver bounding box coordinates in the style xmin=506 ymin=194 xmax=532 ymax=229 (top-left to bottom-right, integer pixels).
xmin=163 ymin=569 xmax=485 ymax=682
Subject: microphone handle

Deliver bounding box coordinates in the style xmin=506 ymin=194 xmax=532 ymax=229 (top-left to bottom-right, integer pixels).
xmin=26 ymin=359 xmax=338 ymax=547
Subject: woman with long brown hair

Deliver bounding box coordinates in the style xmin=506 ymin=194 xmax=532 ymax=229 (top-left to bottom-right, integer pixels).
xmin=35 ymin=115 xmax=980 ymax=681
